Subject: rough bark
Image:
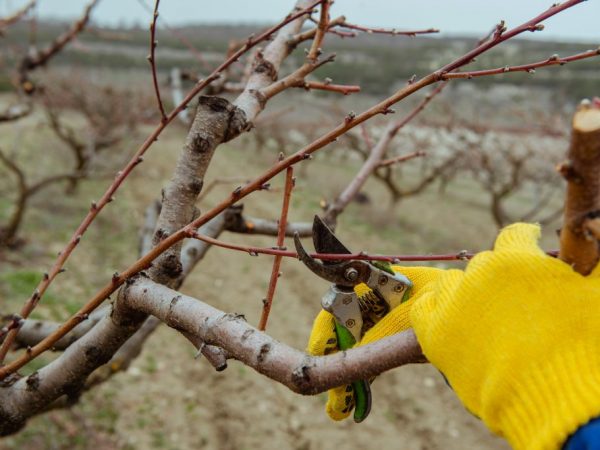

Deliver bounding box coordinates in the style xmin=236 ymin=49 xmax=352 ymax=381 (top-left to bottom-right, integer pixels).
xmin=124 ymin=278 xmax=425 ymax=395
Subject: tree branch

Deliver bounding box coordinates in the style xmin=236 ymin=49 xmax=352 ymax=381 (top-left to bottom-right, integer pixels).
xmin=258 ymin=166 xmax=294 ymax=330
xmin=442 ymin=48 xmax=600 ymax=80
xmin=558 ymin=100 xmax=600 ymax=275
xmin=124 ymin=278 xmax=425 ymax=395
xmin=0 ymin=0 xmax=35 ymax=30
xmin=18 ymin=0 xmax=99 ymax=93
xmin=148 ymin=0 xmax=167 ymax=121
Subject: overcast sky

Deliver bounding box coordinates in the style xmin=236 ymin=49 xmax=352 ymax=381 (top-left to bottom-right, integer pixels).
xmin=2 ymin=0 xmax=599 ymax=42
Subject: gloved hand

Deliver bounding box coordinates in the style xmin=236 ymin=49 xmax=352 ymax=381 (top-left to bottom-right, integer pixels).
xmin=306 ymin=265 xmax=443 ymax=420
xmin=411 ymin=223 xmax=600 ymax=450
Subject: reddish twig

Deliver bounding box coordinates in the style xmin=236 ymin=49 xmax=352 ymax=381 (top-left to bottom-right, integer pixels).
xmin=18 ymin=0 xmax=98 ymax=92
xmin=0 ymin=0 xmax=324 ymax=368
xmin=196 ymin=177 xmax=249 ymax=202
xmin=295 ymin=80 xmax=360 ymax=95
xmin=324 ymin=82 xmax=448 ymax=223
xmin=0 ymin=0 xmax=35 ymax=29
xmin=190 ymin=231 xmax=560 ymax=262
xmin=263 ymin=1 xmax=332 ymax=100
xmin=326 ymin=27 xmax=356 ymax=38
xmin=436 ymin=0 xmax=585 ymax=76
xmin=290 ymin=15 xmax=347 ymax=45
xmin=135 ymin=0 xmax=209 ymax=69
xmin=192 ymin=231 xmax=475 ymax=261
xmin=388 ymin=81 xmax=449 ymax=135
xmin=148 ymin=0 xmax=166 ymax=121
xmin=307 ymin=0 xmax=330 ymax=63
xmin=379 ymin=151 xmax=426 ymax=167
xmin=0 ymin=0 xmax=582 ymax=378
xmin=340 ymin=21 xmax=439 ymax=37
xmin=442 ymin=48 xmax=600 ymax=80
xmin=258 ymin=165 xmax=295 ymax=331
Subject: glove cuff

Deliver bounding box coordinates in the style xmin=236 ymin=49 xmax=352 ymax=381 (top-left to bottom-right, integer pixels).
xmin=493 ymin=341 xmax=600 ymax=450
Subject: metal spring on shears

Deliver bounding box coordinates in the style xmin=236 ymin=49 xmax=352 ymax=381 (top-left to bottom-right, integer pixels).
xmin=357 ymin=290 xmax=388 ymax=318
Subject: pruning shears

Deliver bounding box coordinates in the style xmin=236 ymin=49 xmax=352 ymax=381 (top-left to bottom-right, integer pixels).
xmin=294 ymin=216 xmax=412 ymax=422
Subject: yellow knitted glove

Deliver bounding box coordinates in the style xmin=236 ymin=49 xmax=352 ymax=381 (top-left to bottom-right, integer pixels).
xmin=411 ymin=223 xmax=600 ymax=450
xmin=307 ymin=265 xmax=443 ymax=420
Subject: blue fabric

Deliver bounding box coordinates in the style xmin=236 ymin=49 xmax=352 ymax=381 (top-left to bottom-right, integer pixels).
xmin=564 ymin=417 xmax=600 ymax=450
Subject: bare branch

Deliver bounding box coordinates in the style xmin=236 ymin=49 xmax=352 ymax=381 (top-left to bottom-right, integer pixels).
xmin=324 ymin=82 xmax=448 ymax=223
xmin=258 ymin=166 xmax=295 ymax=330
xmin=123 ymin=279 xmax=426 ymax=395
xmin=379 ymin=151 xmax=426 ymax=167
xmin=339 ymin=21 xmax=438 ymax=37
xmin=18 ymin=0 xmax=99 ymax=93
xmin=0 ymin=0 xmax=35 ymax=30
xmin=148 ymin=0 xmax=167 ymax=121
xmin=442 ymin=48 xmax=600 ymax=80
xmin=190 ymin=231 xmax=489 ymax=262
xmin=294 ymin=80 xmax=360 ymax=95
xmin=261 ymin=1 xmax=332 ymax=101
xmin=559 ymin=100 xmax=600 ymax=275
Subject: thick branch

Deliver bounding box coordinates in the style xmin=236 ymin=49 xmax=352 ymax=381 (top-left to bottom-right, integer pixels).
xmin=124 ymin=279 xmax=425 ymax=394
xmin=559 ymin=101 xmax=600 ymax=275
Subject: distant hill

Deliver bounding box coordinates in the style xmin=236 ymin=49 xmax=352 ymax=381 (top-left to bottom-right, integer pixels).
xmin=1 ymin=21 xmax=598 ymax=97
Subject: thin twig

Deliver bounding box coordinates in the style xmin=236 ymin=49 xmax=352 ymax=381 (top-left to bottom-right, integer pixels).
xmin=435 ymin=0 xmax=585 ymax=76
xmin=340 ymin=21 xmax=439 ymax=37
xmin=191 ymin=231 xmax=480 ymax=261
xmin=307 ymin=0 xmax=329 ymax=63
xmin=0 ymin=0 xmax=36 ymax=29
xmin=263 ymin=1 xmax=332 ymax=100
xmin=18 ymin=0 xmax=99 ymax=92
xmin=258 ymin=166 xmax=294 ymax=331
xmin=442 ymin=48 xmax=600 ymax=80
xmin=388 ymin=81 xmax=449 ymax=136
xmin=295 ymin=80 xmax=360 ymax=95
xmin=135 ymin=0 xmax=209 ymax=69
xmin=190 ymin=232 xmax=561 ymax=262
xmin=196 ymin=177 xmax=249 ymax=202
xmin=148 ymin=0 xmax=167 ymax=121
xmin=378 ymin=151 xmax=426 ymax=167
